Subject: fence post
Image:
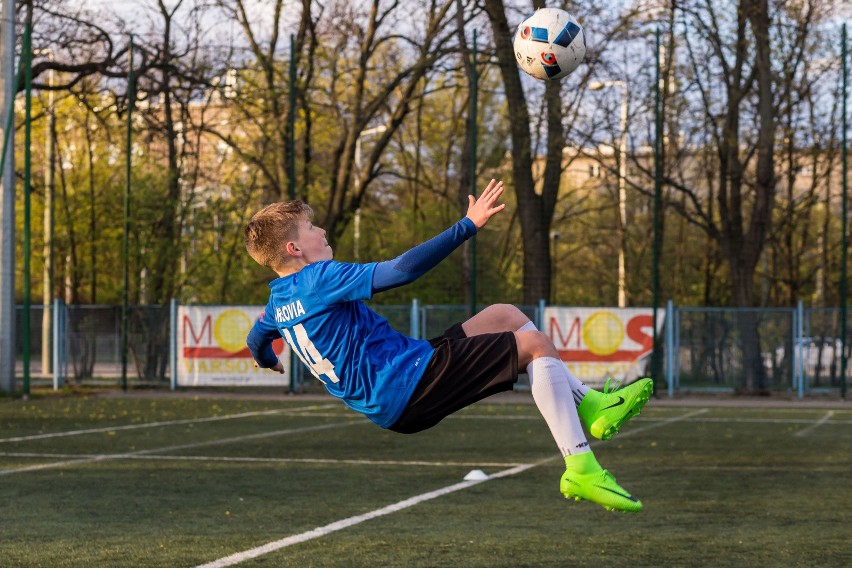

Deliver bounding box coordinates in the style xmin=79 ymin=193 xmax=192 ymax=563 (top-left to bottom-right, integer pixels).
xmin=169 ymin=298 xmax=178 ymax=391
xmin=537 ymin=298 xmax=546 ymax=330
xmin=410 ymin=298 xmax=420 ymax=340
xmin=796 ymin=301 xmax=804 ymax=398
xmin=674 ymin=304 xmax=681 ymax=391
xmin=666 ymin=299 xmax=674 ymax=397
xmin=52 ymin=297 xmax=62 ymax=390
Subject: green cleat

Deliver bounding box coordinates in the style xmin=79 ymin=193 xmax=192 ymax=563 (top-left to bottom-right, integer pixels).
xmin=578 ymin=377 xmax=653 ymax=440
xmin=560 ymin=453 xmax=643 ymax=513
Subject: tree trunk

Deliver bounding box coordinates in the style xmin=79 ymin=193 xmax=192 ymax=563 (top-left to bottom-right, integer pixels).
xmin=484 ymin=0 xmax=563 ymax=304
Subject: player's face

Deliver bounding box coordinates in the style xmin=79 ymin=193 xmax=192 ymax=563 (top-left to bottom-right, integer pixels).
xmin=293 ymin=219 xmax=332 ymax=262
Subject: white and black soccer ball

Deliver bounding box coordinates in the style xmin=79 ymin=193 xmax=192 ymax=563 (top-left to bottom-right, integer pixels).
xmin=512 ymin=8 xmax=586 ymax=81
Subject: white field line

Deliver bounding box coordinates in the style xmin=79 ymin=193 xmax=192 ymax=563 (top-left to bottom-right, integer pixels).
xmin=0 ymin=452 xmax=525 ymax=469
xmin=194 ymin=408 xmax=709 ymax=568
xmin=0 ymin=403 xmax=340 ymax=444
xmin=449 ymin=415 xmax=852 ymax=425
xmin=673 ymin=464 xmax=850 ymax=472
xmin=627 ymin=416 xmax=852 ymax=425
xmin=794 ymin=410 xmax=835 ymax=437
xmin=0 ymin=420 xmax=360 ymax=476
xmin=194 ymin=464 xmax=538 ymax=568
xmin=55 ymin=407 xmax=841 ymax=427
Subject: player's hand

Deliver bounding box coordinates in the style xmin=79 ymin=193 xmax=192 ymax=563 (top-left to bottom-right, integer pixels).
xmin=253 ymin=360 xmax=285 ymax=374
xmin=465 ymin=179 xmax=506 ymax=229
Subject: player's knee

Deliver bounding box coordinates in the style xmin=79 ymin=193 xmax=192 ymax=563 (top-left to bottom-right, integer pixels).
xmin=531 ymin=331 xmax=557 ymax=357
xmin=489 ymin=303 xmax=528 ymax=327
xmin=516 ymin=330 xmax=557 ymax=366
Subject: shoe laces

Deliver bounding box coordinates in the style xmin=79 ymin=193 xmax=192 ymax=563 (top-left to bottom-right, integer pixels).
xmin=602 ymin=375 xmax=623 ymax=394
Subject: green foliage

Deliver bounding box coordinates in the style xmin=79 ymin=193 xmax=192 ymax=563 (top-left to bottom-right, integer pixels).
xmin=9 ymin=0 xmax=849 ymax=311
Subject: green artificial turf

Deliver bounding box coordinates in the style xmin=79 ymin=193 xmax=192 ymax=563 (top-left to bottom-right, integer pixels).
xmin=1 ymin=395 xmax=849 ymax=567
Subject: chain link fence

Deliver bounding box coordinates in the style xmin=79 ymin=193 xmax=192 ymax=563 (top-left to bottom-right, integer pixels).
xmin=13 ymin=302 xmax=850 ymax=395
xmin=673 ymin=306 xmax=850 ymax=393
xmin=674 ymin=308 xmax=795 ymax=391
xmin=800 ymin=307 xmax=850 ymax=390
xmin=15 ymin=303 xmax=171 ymax=387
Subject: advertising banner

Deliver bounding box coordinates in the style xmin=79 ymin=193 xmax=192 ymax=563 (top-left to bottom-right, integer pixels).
xmin=543 ymin=307 xmax=665 ymax=387
xmin=177 ymin=305 xmax=290 ymax=387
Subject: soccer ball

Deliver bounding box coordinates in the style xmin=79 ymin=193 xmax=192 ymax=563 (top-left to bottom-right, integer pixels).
xmin=512 ymin=8 xmax=586 ymax=81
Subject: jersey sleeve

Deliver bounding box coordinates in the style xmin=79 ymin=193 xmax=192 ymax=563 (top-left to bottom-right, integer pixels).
xmin=308 ymin=261 xmax=377 ymax=305
xmin=245 ymin=300 xmax=282 ymax=368
xmin=371 ymin=217 xmax=477 ymax=293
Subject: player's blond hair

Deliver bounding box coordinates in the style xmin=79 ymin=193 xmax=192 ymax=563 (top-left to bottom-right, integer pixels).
xmin=245 ymin=200 xmax=314 ymax=270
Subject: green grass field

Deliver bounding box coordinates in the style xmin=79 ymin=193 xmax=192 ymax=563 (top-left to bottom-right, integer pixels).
xmin=1 ymin=393 xmax=850 ymax=567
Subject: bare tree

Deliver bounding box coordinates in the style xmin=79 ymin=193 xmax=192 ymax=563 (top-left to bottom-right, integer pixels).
xmin=482 ymin=0 xmax=631 ymax=304
xmin=314 ymin=0 xmax=461 ymax=244
xmin=653 ymin=0 xmax=833 ymax=390
xmin=28 ymin=0 xmax=132 ymax=91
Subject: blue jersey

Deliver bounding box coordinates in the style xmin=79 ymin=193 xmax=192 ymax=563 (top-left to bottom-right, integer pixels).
xmin=254 ymin=260 xmax=435 ymax=428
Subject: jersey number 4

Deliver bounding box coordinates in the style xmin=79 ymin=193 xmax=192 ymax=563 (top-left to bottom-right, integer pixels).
xmin=282 ymin=324 xmax=340 ymax=384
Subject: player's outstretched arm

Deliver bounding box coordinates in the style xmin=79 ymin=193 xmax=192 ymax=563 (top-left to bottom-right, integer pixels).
xmin=372 ymin=179 xmax=506 ymax=294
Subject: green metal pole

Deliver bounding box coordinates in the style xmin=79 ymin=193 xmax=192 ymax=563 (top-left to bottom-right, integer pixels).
xmin=22 ymin=13 xmax=32 ymax=397
xmin=121 ymin=36 xmax=134 ymax=391
xmin=288 ymin=34 xmax=297 ymax=393
xmin=651 ymin=28 xmax=663 ymax=391
xmin=288 ymin=33 xmax=296 ymax=201
xmin=469 ymin=29 xmax=478 ymax=317
xmin=840 ymin=24 xmax=847 ymax=399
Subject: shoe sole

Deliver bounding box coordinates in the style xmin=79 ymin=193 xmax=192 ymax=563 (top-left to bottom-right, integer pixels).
xmin=563 ymin=494 xmax=642 ymax=512
xmin=561 ymin=482 xmax=643 ymax=513
xmin=592 ymin=379 xmax=653 ymax=441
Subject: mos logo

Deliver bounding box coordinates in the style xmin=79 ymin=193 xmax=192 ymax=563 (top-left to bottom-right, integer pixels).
xmin=183 ymin=308 xmax=283 ymax=358
xmin=550 ymin=310 xmax=654 ymax=362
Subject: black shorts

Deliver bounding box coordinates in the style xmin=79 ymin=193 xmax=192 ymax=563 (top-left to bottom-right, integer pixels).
xmin=388 ymin=323 xmax=519 ymax=434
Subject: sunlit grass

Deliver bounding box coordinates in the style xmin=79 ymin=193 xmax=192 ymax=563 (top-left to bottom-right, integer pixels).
xmin=0 ymin=395 xmax=849 ymax=567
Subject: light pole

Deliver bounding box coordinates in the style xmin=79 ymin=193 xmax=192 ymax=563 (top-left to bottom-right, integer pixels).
xmin=34 ymin=48 xmax=54 ymax=378
xmin=0 ymin=0 xmax=15 ymax=393
xmin=353 ymin=125 xmax=387 ymax=261
xmin=590 ymin=80 xmax=628 ymax=307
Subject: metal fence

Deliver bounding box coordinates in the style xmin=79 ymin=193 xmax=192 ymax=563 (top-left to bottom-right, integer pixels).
xmin=671 ymin=304 xmax=850 ymax=394
xmin=13 ymin=301 xmax=850 ymax=395
xmin=674 ymin=307 xmax=796 ymax=391
xmin=15 ymin=303 xmax=171 ymax=387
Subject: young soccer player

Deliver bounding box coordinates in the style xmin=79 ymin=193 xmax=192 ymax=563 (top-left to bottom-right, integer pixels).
xmin=245 ymin=179 xmax=653 ymax=512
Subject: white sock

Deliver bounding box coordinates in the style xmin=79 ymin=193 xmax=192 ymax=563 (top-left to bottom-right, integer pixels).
xmin=527 ymin=357 xmax=591 ymax=457
xmin=517 ymin=322 xmax=591 ymax=406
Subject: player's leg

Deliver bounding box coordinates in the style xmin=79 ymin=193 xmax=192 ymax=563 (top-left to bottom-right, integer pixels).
xmin=460 ymin=303 xmax=530 ymax=335
xmin=462 ymin=304 xmax=591 ymax=402
xmin=516 ymin=316 xmax=653 ymax=440
xmin=464 ymin=305 xmax=652 ymax=440
xmin=515 ymin=330 xmax=642 ymax=512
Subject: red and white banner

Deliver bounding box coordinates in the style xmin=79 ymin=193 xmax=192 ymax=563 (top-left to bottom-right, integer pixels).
xmin=177 ymin=305 xmax=290 ymax=387
xmin=543 ymin=307 xmax=664 ymax=387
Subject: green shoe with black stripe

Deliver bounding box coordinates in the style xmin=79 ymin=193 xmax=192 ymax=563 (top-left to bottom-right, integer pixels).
xmin=578 ymin=377 xmax=653 ymax=440
xmin=560 ymin=453 xmax=642 ymax=512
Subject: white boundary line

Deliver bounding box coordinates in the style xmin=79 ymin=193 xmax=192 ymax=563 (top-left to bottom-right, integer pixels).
xmin=6 ymin=405 xmax=844 ymax=446
xmin=0 ymin=403 xmax=340 ymax=443
xmin=794 ymin=410 xmax=835 ymax=437
xmin=194 ymin=408 xmax=709 ymax=568
xmin=0 ymin=420 xmax=360 ymax=476
xmin=631 ymin=416 xmax=852 ymax=425
xmin=194 ymin=464 xmax=538 ymax=568
xmin=449 ymin=415 xmax=852 ymax=425
xmin=0 ymin=452 xmax=525 ymax=469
